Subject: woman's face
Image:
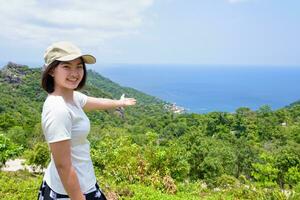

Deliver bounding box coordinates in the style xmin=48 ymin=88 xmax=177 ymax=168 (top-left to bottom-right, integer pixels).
xmin=50 ymin=58 xmax=84 ymax=92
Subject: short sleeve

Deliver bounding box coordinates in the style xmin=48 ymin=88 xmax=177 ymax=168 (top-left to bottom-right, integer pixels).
xmin=74 ymin=91 xmax=88 ymax=108
xmin=42 ymin=105 xmax=72 ymax=143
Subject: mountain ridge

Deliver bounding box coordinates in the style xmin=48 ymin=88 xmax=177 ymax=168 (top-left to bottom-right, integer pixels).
xmin=0 ymin=62 xmax=172 ymax=133
xmin=0 ymin=62 xmax=165 ymax=105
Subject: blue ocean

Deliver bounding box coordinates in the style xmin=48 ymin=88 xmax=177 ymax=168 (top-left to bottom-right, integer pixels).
xmin=96 ymin=65 xmax=300 ymax=113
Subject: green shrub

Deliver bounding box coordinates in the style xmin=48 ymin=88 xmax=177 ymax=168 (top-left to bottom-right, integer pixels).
xmin=6 ymin=126 xmax=28 ymax=147
xmin=24 ymin=142 xmax=50 ymax=172
xmin=215 ymin=174 xmax=240 ymax=189
xmin=293 ymin=182 xmax=300 ymax=199
xmin=0 ymin=133 xmax=23 ymax=167
xmin=252 ymin=153 xmax=279 ymax=188
xmin=284 ymin=166 xmax=300 ymax=187
xmin=91 ymin=128 xmax=142 ymax=183
xmin=0 ymin=171 xmax=42 ymax=200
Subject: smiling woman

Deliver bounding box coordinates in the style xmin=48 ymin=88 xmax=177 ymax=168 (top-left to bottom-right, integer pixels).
xmin=55 ymin=59 xmax=85 ymax=89
xmin=38 ymin=41 xmax=136 ymax=200
xmin=42 ymin=59 xmax=86 ymax=94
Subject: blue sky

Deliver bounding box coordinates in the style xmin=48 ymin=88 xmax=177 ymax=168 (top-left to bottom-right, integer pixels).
xmin=0 ymin=0 xmax=299 ymax=67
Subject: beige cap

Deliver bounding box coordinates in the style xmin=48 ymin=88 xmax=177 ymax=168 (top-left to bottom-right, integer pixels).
xmin=44 ymin=41 xmax=96 ymax=66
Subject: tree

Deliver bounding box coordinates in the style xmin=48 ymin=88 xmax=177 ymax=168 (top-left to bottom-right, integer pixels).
xmin=274 ymin=144 xmax=300 ymax=188
xmin=6 ymin=126 xmax=27 ymax=147
xmin=256 ymin=105 xmax=279 ymax=140
xmin=24 ymin=142 xmax=50 ymax=172
xmin=233 ymin=107 xmax=258 ymax=140
xmin=0 ymin=133 xmax=23 ymax=167
xmin=251 ymin=153 xmax=279 ymax=188
xmin=234 ymin=137 xmax=259 ymax=178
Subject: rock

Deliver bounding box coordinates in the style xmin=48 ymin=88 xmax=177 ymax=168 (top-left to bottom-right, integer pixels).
xmin=0 ymin=62 xmax=30 ymax=84
xmin=0 ymin=158 xmax=44 ymax=173
xmin=106 ymin=191 xmax=119 ymax=200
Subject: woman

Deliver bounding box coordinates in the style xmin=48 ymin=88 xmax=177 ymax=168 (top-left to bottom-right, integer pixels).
xmin=38 ymin=41 xmax=136 ymax=200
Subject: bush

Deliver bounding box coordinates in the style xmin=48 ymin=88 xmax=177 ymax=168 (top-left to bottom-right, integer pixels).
xmin=6 ymin=126 xmax=27 ymax=147
xmin=285 ymin=166 xmax=300 ymax=187
xmin=0 ymin=133 xmax=23 ymax=167
xmin=293 ymin=182 xmax=300 ymax=199
xmin=0 ymin=171 xmax=42 ymax=200
xmin=251 ymin=153 xmax=279 ymax=188
xmin=162 ymin=175 xmax=177 ymax=194
xmin=215 ymin=174 xmax=240 ymax=189
xmin=91 ymin=128 xmax=142 ymax=183
xmin=24 ymin=142 xmax=50 ymax=172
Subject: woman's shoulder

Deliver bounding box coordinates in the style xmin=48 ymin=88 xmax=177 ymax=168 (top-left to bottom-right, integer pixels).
xmin=73 ymin=91 xmax=88 ymax=108
xmin=73 ymin=91 xmax=87 ymax=99
xmin=42 ymin=95 xmax=68 ymax=113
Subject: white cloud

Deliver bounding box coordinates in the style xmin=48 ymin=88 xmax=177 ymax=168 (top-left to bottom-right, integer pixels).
xmin=0 ymin=0 xmax=154 ymax=48
xmin=227 ymin=0 xmax=252 ymax=4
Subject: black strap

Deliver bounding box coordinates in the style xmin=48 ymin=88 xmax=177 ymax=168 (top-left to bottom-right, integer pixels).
xmin=95 ymin=182 xmax=100 ymax=190
xmin=40 ymin=181 xmax=105 ymax=199
xmin=44 ymin=181 xmax=69 ymax=198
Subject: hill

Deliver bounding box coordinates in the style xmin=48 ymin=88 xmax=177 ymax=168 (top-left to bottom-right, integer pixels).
xmin=287 ymin=100 xmax=300 ymax=108
xmin=0 ymin=62 xmax=300 ymax=199
xmin=86 ymin=69 xmax=163 ymax=105
xmin=0 ymin=61 xmax=171 ymax=145
xmin=0 ymin=62 xmax=190 ymax=124
xmin=0 ymin=62 xmax=165 ymax=104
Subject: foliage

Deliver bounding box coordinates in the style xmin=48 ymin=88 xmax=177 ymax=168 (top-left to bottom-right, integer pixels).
xmin=284 ymin=166 xmax=300 ymax=187
xmin=0 ymin=171 xmax=42 ymax=200
xmin=5 ymin=126 xmax=28 ymax=147
xmin=2 ymin=170 xmax=300 ymax=200
xmin=251 ymin=153 xmax=279 ymax=188
xmin=0 ymin=133 xmax=23 ymax=167
xmin=215 ymin=174 xmax=239 ymax=189
xmin=1 ymin=63 xmax=300 ymax=198
xmin=24 ymin=142 xmax=50 ymax=172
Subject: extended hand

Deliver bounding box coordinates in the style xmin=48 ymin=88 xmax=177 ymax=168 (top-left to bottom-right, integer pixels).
xmin=120 ymin=94 xmax=136 ymax=106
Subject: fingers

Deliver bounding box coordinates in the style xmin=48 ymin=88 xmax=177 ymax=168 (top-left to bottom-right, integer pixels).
xmin=125 ymin=98 xmax=137 ymax=106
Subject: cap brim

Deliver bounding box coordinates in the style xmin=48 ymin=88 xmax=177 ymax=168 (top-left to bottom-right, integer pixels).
xmin=57 ymin=54 xmax=96 ymax=64
xmin=82 ymin=54 xmax=96 ymax=64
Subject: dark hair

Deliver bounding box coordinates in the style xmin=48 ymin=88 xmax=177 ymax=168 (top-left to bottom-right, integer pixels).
xmin=41 ymin=58 xmax=87 ymax=93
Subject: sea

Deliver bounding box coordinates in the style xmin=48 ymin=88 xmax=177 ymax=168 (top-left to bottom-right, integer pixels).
xmin=95 ymin=64 xmax=300 ymax=113
xmin=95 ymin=64 xmax=300 ymax=114
xmin=1 ymin=61 xmax=298 ymax=114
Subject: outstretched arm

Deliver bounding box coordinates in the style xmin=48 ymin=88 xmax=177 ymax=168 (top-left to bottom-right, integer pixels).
xmin=83 ymin=96 xmax=136 ymax=112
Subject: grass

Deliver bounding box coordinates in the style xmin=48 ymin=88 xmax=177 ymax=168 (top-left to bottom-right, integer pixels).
xmin=1 ymin=170 xmax=299 ymax=200
xmin=0 ymin=170 xmax=42 ymax=200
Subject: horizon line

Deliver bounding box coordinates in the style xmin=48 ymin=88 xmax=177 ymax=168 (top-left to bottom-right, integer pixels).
xmin=1 ymin=60 xmax=300 ymax=69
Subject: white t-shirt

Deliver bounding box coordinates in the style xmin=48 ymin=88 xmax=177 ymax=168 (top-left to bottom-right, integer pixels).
xmin=41 ymin=91 xmax=96 ymax=195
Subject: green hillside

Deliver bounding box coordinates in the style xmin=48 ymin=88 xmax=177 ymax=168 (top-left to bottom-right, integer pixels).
xmin=86 ymin=69 xmax=163 ymax=105
xmin=287 ymin=100 xmax=300 ymax=108
xmin=0 ymin=62 xmax=168 ymax=130
xmin=0 ymin=62 xmax=300 ymax=199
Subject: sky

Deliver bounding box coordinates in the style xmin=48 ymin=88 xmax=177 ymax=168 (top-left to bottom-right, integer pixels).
xmin=0 ymin=0 xmax=300 ymax=67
